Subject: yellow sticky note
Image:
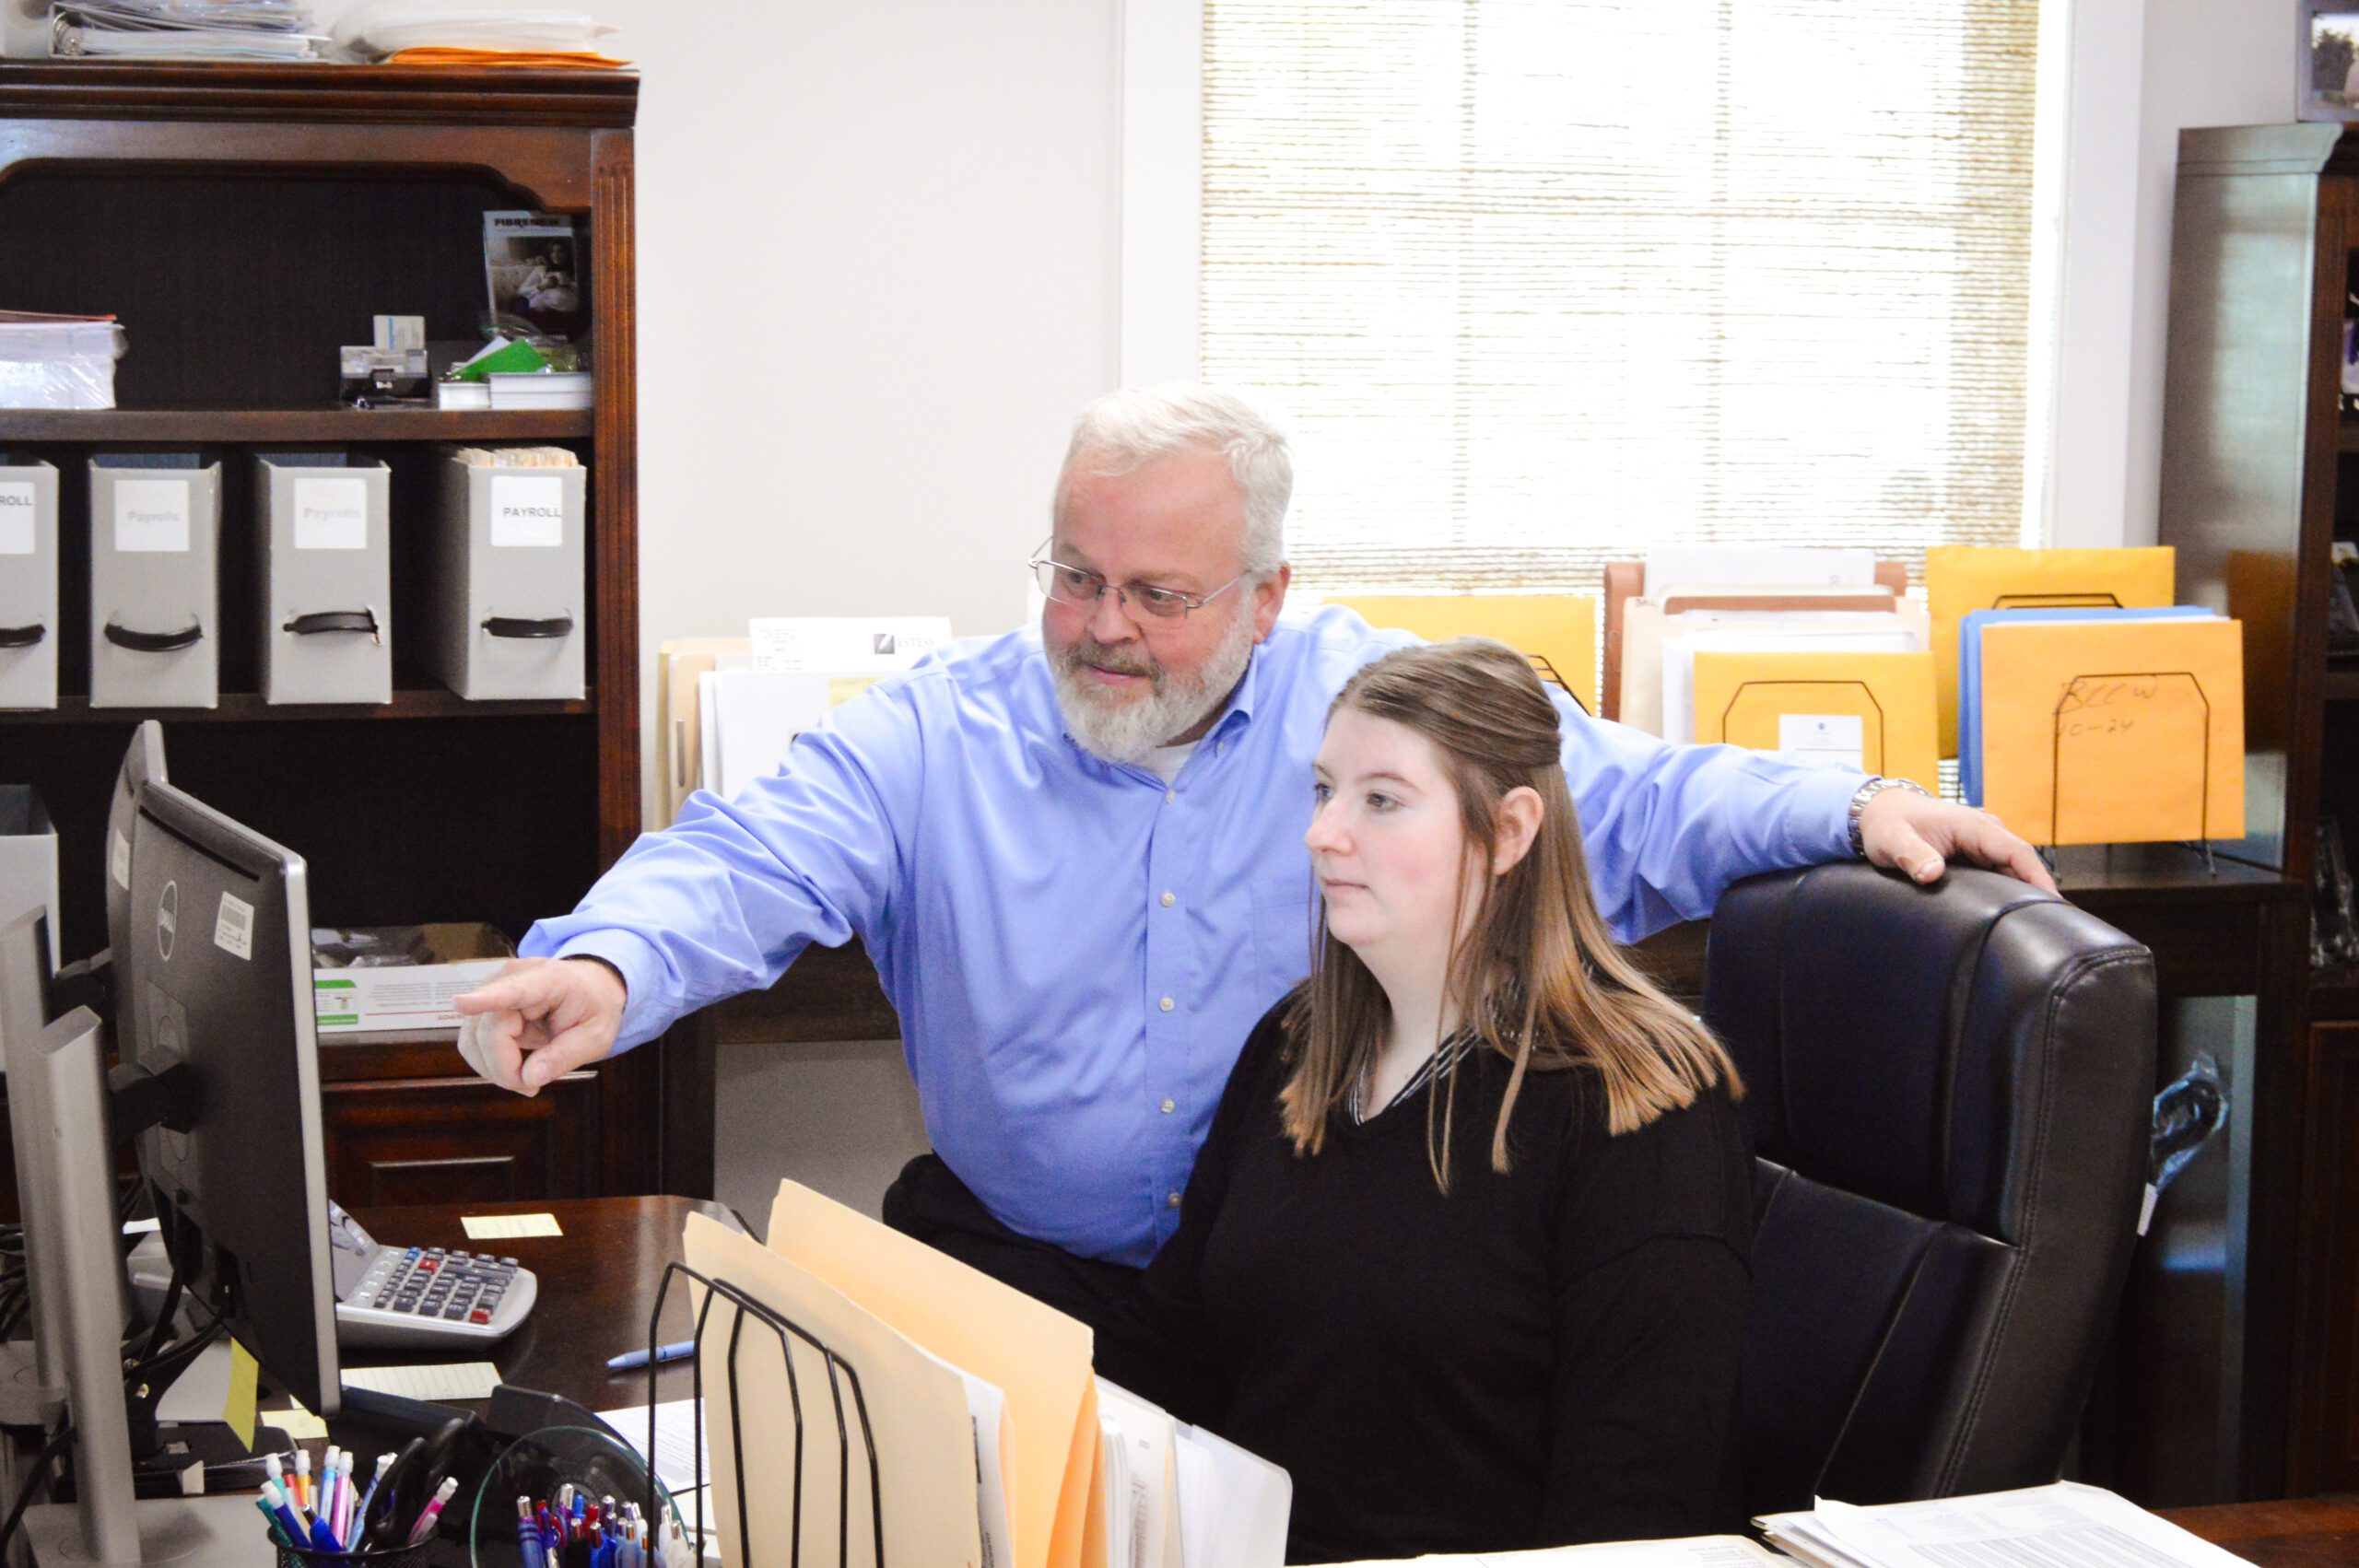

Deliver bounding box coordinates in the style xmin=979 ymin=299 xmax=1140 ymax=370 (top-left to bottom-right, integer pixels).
xmin=222 ymin=1340 xmax=258 ymax=1452
xmin=461 ymin=1211 xmax=562 ymax=1240
xmin=268 ymin=1402 xmax=328 ymax=1443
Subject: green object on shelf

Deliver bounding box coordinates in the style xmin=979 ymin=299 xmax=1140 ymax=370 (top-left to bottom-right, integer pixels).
xmin=455 ymin=338 xmax=548 ymax=381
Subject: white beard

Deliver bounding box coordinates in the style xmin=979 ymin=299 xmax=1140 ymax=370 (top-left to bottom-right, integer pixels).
xmin=1050 ymin=604 xmax=1260 ymax=765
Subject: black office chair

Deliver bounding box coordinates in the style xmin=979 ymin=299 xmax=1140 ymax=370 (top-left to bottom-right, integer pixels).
xmin=1701 ymin=862 xmax=2156 ymax=1515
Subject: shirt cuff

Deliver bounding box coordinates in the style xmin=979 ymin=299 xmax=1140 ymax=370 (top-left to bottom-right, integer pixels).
xmin=1786 ymin=765 xmax=1870 ymax=864
xmin=519 ymin=923 xmax=671 ymax=1051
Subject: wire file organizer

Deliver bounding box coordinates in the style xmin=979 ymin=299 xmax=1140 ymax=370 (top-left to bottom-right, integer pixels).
xmin=641 ymin=1260 xmax=887 ymax=1568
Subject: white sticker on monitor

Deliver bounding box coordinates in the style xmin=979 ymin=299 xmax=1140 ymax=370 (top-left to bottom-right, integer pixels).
xmin=293 ymin=478 xmax=369 ymax=551
xmin=112 ymin=479 xmax=192 ymax=554
xmin=214 ymin=892 xmax=253 ymax=962
xmin=0 ymin=483 xmax=35 ymax=555
xmin=111 ymin=829 xmax=131 ymax=892
xmin=489 ymin=475 xmax=565 ymax=548
xmin=1775 ymin=713 xmax=1865 ymax=772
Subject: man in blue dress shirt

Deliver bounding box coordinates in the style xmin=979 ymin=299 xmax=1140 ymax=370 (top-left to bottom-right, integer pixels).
xmin=454 ymin=386 xmax=2049 ymax=1322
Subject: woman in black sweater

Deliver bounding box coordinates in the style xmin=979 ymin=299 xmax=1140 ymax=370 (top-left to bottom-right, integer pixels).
xmin=1106 ymin=638 xmax=1755 ymax=1564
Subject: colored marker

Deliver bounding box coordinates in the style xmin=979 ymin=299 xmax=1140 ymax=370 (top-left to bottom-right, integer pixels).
xmin=406 ymin=1476 xmax=460 ymax=1547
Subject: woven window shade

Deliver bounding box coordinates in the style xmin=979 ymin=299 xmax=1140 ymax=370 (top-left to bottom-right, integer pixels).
xmin=1201 ymin=0 xmax=2039 ymax=593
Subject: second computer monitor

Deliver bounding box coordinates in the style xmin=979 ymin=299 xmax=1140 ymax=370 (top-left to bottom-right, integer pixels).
xmin=117 ymin=776 xmax=338 ymax=1416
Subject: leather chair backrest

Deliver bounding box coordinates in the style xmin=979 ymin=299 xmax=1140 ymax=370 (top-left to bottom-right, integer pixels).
xmin=1701 ymin=863 xmax=2155 ymax=1515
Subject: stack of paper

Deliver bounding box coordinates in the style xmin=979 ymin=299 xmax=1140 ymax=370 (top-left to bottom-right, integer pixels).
xmin=1311 ymin=1538 xmax=1781 ymax=1566
xmin=1958 ymin=607 xmax=2244 ymax=846
xmin=54 ymin=0 xmax=323 ymax=59
xmin=674 ymin=1181 xmax=1289 ymax=1568
xmin=1757 ymin=1480 xmax=2251 ymax=1568
xmin=685 ymin=617 xmax=952 ymax=804
xmin=1614 ymin=550 xmax=1934 ymax=787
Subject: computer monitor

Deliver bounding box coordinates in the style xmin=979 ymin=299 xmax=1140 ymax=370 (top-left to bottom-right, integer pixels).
xmin=115 ymin=775 xmax=339 ymax=1418
xmin=101 ymin=720 xmax=165 ymax=1051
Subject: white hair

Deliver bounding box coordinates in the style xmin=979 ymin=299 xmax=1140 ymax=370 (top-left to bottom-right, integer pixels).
xmin=1059 ymin=384 xmax=1292 ymax=575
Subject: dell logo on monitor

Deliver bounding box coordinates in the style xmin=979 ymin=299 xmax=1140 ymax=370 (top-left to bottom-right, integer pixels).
xmin=156 ymin=880 xmax=178 ymax=961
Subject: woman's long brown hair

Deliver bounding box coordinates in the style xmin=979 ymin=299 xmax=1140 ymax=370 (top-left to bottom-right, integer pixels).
xmin=1277 ymin=638 xmax=1740 ymax=1187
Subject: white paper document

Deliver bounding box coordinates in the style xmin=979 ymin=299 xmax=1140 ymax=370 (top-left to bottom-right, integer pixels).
xmin=340 ymin=1361 xmax=501 ymax=1401
xmin=1316 ymin=1534 xmax=1780 ymax=1566
xmin=1173 ymin=1420 xmax=1289 ymax=1568
xmin=748 ymin=616 xmax=952 ymax=673
xmin=460 ymin=1211 xmax=562 ymax=1240
xmin=1644 ymin=547 xmax=1877 ymax=596
xmin=598 ymin=1398 xmax=710 ymax=1493
xmin=1757 ymin=1480 xmax=2252 ymax=1568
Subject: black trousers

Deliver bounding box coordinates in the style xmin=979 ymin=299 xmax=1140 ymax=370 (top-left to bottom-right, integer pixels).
xmin=879 ymin=1153 xmax=1177 ymax=1402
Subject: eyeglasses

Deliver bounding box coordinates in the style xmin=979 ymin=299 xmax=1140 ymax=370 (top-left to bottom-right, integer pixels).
xmin=1028 ymin=545 xmax=1248 ymax=622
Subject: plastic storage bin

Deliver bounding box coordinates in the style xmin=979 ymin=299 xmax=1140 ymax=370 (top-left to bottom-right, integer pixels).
xmin=255 ymin=451 xmax=393 ymax=705
xmin=88 ymin=451 xmax=221 ymax=709
xmin=0 ymin=456 xmax=56 ymax=708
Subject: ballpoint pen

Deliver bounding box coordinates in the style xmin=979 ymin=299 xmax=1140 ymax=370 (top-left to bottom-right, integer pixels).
xmin=605 ymin=1339 xmax=694 ymax=1370
xmin=520 ymin=1495 xmax=547 ymax=1568
xmin=357 ymin=1448 xmax=393 ymax=1527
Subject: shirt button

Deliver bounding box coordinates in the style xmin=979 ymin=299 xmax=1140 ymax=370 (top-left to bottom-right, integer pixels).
xmin=1160 ymin=891 xmax=1176 ymax=908
xmin=1165 ymin=789 xmax=1177 ymax=803
xmin=1160 ymin=1097 xmax=1176 ymax=1114
xmin=1159 ymin=996 xmax=1175 ymax=1012
xmin=1167 ymin=1192 xmax=1182 ymax=1209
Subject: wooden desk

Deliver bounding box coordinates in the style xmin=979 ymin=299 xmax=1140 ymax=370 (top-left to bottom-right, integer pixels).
xmin=334 ymin=1195 xmax=738 ymax=1416
xmin=2163 ymin=1494 xmax=2359 ymax=1565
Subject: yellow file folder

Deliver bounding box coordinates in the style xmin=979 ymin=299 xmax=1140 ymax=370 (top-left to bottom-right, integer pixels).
xmin=1976 ymin=617 xmax=2244 ymax=846
xmin=768 ymin=1180 xmax=1102 ymax=1568
xmin=1326 ymin=593 xmax=1600 ymax=714
xmin=1926 ymin=546 xmax=2176 ymax=755
xmin=1690 ymin=650 xmax=1939 ymax=791
xmin=681 ymin=1213 xmax=987 ymax=1568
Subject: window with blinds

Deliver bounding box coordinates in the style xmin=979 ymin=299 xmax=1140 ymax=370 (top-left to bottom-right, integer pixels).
xmin=1200 ymin=0 xmax=2041 ymax=591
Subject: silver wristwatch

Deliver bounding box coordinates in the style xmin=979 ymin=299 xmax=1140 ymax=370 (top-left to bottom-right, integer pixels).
xmin=1848 ymin=776 xmax=1931 ymax=859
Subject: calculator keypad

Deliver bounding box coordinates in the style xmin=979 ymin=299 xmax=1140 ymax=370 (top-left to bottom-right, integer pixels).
xmin=349 ymin=1246 xmax=522 ymax=1326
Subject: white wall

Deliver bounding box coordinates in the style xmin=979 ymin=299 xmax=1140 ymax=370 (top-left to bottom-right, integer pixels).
xmin=2112 ymin=0 xmax=2298 ymax=546
xmin=2044 ymin=0 xmax=2293 ymax=550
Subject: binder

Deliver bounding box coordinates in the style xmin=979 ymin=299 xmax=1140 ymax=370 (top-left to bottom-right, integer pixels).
xmin=0 ymin=458 xmax=56 ymax=709
xmin=88 ymin=452 xmax=221 ymax=709
xmin=1690 ymin=649 xmax=1938 ymax=790
xmin=1974 ymin=615 xmax=2244 ymax=846
xmin=658 ymin=638 xmax=750 ymax=822
xmin=254 ymin=451 xmax=392 ymax=705
xmin=1926 ymin=545 xmax=2176 ymax=755
xmin=1957 ymin=607 xmax=2214 ymax=804
xmin=1324 ymin=592 xmax=1600 ymax=713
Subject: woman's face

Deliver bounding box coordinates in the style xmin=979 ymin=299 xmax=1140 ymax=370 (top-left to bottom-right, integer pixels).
xmin=1305 ymin=708 xmax=1474 ymax=973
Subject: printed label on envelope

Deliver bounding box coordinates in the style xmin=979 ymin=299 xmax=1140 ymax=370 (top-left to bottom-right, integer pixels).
xmin=113 ymin=479 xmax=191 ymax=554
xmin=1776 ymin=713 xmax=1865 ymax=771
xmin=0 ymin=483 xmax=34 ymax=555
xmin=293 ymin=478 xmax=369 ymax=551
xmin=490 ymin=475 xmax=565 ymax=548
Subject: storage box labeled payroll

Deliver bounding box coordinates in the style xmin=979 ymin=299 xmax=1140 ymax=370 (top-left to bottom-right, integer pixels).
xmin=311 ymin=922 xmax=515 ymax=1034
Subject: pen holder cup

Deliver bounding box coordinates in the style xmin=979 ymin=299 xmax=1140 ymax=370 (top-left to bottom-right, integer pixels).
xmin=469 ymin=1423 xmax=690 ymax=1568
xmin=274 ymin=1543 xmax=431 ymax=1568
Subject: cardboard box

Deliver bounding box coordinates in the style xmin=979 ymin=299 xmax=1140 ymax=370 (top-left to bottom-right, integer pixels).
xmin=311 ymin=922 xmax=514 ymax=1035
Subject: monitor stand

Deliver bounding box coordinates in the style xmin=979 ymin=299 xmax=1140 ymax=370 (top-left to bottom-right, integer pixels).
xmin=6 ymin=983 xmax=255 ymax=1566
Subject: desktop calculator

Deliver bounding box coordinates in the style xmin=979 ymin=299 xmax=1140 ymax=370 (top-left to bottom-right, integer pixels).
xmin=328 ymin=1202 xmax=539 ymax=1351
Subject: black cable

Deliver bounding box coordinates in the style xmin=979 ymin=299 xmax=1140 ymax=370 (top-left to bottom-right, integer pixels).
xmin=0 ymin=1420 xmax=74 ymax=1554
